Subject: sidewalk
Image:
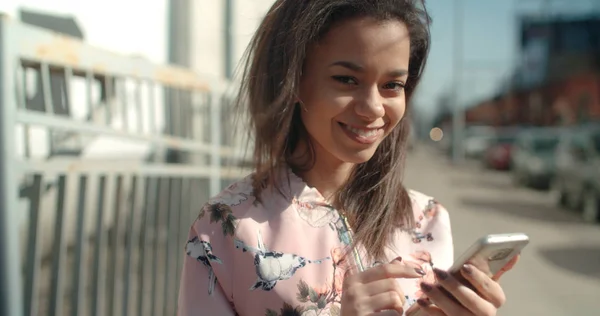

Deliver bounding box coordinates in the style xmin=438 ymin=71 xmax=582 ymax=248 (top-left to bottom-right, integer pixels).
xmin=404 ymin=143 xmax=600 ymax=315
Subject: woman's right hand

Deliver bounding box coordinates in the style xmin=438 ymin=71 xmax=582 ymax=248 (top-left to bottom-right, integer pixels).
xmin=340 ymin=257 xmax=427 ymax=316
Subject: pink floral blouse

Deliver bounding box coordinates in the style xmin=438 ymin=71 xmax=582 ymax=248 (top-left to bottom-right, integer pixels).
xmin=177 ymin=169 xmax=454 ymax=316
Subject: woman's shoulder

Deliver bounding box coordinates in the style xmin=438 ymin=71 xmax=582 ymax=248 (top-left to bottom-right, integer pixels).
xmin=205 ymin=174 xmax=257 ymax=212
xmin=190 ymin=174 xmax=258 ymax=238
xmin=405 ymin=189 xmax=452 ymax=244
xmin=402 ymin=189 xmax=454 ymax=270
xmin=407 ymin=189 xmax=450 ymax=220
xmin=191 ymin=172 xmax=295 ymax=237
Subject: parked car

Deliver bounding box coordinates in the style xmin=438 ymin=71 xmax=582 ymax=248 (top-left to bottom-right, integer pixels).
xmin=483 ymin=129 xmax=521 ymax=171
xmin=551 ymin=125 xmax=600 ymax=223
xmin=511 ymin=128 xmax=561 ymax=189
xmin=463 ymin=126 xmax=496 ymax=159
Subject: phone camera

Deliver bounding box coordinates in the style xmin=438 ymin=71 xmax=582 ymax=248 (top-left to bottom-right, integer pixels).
xmin=488 ymin=248 xmax=513 ymax=261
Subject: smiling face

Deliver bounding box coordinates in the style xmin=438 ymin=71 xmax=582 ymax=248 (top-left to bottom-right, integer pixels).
xmin=298 ymin=17 xmax=411 ymax=167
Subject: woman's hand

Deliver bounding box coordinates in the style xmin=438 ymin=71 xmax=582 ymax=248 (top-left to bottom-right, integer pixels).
xmin=408 ymin=255 xmax=519 ymax=316
xmin=340 ymin=257 xmax=426 ymax=316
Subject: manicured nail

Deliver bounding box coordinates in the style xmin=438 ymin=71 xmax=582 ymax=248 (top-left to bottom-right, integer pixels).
xmin=417 ymin=298 xmax=431 ymax=307
xmin=462 ymin=264 xmax=473 ymax=274
xmin=392 ymin=256 xmax=402 ymax=263
xmin=433 ymin=268 xmax=449 ymax=280
xmin=415 ymin=268 xmax=426 ymax=276
xmin=420 ymin=282 xmax=433 ymax=293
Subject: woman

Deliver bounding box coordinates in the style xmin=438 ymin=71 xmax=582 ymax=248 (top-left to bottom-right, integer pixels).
xmin=178 ymin=0 xmax=517 ymax=315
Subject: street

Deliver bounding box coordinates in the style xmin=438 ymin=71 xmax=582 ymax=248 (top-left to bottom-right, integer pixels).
xmin=404 ymin=144 xmax=600 ymax=316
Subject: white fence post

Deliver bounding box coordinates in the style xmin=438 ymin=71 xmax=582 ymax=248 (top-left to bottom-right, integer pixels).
xmin=0 ymin=17 xmax=25 ymax=316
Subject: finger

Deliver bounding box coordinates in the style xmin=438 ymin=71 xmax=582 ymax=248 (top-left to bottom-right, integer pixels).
xmin=343 ymin=263 xmax=363 ymax=288
xmin=415 ymin=300 xmax=447 ymax=316
xmin=366 ymin=291 xmax=406 ymax=314
xmin=433 ymin=268 xmax=495 ymax=315
xmin=360 ymin=278 xmax=406 ymax=303
xmin=419 ymin=282 xmax=475 ymax=316
xmin=353 ymin=261 xmax=424 ymax=284
xmin=461 ymin=264 xmax=506 ymax=308
xmin=374 ymin=310 xmax=403 ymax=316
xmin=493 ymin=254 xmax=520 ymax=281
xmin=404 ymin=299 xmax=429 ymax=316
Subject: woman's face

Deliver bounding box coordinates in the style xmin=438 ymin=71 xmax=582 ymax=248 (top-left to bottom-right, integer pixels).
xmin=299 ymin=17 xmax=411 ymax=166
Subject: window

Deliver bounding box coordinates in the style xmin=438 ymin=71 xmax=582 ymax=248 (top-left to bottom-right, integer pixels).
xmin=560 ymin=23 xmax=591 ymax=53
xmin=532 ymin=137 xmax=559 ymax=152
xmin=592 ymin=133 xmax=600 ymax=152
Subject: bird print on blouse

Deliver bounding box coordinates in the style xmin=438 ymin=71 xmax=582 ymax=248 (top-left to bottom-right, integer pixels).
xmin=185 ymin=236 xmax=223 ymax=295
xmin=179 ymin=171 xmax=454 ymax=316
xmin=234 ymin=230 xmax=331 ymax=291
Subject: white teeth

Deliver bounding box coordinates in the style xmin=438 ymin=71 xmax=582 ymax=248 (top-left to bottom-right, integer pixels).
xmin=344 ymin=125 xmax=378 ymax=137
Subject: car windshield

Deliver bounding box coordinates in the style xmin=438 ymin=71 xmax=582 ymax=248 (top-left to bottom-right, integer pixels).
xmin=495 ymin=135 xmax=517 ymax=144
xmin=532 ymin=137 xmax=559 ymax=152
xmin=593 ymin=133 xmax=600 ymax=152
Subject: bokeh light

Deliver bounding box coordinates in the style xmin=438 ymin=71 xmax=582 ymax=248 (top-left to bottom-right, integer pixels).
xmin=430 ymin=127 xmax=444 ymax=141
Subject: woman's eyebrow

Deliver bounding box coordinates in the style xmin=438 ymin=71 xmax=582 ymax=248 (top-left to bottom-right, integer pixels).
xmin=329 ymin=60 xmax=408 ymax=77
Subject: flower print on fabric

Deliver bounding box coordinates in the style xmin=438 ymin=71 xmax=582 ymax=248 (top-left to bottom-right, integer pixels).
xmin=185 ymin=236 xmax=222 ymax=295
xmin=332 ymin=215 xmax=353 ymax=246
xmin=412 ymin=231 xmax=434 ymax=243
xmin=199 ymin=177 xmax=253 ymax=221
xmin=423 ymin=199 xmax=439 ymax=219
xmin=198 ymin=202 xmax=239 ymax=237
xmin=265 ymin=302 xmax=340 ymax=316
xmin=235 ymin=230 xmax=331 ymax=291
xmin=264 ymin=303 xmax=305 ymax=316
xmin=277 ymin=248 xmax=348 ymax=315
xmin=410 ymin=199 xmax=439 ymax=244
xmin=293 ymin=198 xmax=340 ymax=228
xmin=329 ymin=247 xmax=348 ymax=296
xmin=265 ymin=278 xmax=343 ymax=316
xmin=210 ymin=179 xmax=253 ymax=207
xmin=295 ymin=279 xmax=337 ymax=314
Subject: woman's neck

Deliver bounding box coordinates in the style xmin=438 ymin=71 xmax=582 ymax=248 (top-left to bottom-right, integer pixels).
xmin=301 ymin=160 xmax=354 ymax=201
xmin=291 ymin=141 xmax=354 ymax=201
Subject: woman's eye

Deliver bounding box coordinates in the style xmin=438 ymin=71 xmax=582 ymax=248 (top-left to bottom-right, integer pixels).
xmin=383 ymin=82 xmax=405 ymax=91
xmin=332 ymin=76 xmax=358 ymax=85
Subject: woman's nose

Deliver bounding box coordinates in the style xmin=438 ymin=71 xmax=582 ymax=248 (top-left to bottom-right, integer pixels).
xmin=354 ymin=87 xmax=385 ymax=120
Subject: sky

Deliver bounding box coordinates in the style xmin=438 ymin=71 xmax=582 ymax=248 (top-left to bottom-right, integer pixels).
xmin=0 ymin=0 xmax=168 ymax=62
xmin=417 ymin=0 xmax=519 ymax=113
xmin=1 ymin=0 xmax=597 ymax=119
xmin=416 ymin=0 xmax=599 ymax=116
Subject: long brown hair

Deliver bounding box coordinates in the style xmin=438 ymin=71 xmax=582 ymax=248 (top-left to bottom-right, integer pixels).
xmin=236 ymin=0 xmax=431 ymax=261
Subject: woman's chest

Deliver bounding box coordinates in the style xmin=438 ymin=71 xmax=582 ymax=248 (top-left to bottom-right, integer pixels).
xmin=229 ymin=216 xmax=430 ymax=315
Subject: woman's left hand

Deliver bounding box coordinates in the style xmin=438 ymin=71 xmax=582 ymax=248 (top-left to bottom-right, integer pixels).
xmin=407 ymin=255 xmax=519 ymax=316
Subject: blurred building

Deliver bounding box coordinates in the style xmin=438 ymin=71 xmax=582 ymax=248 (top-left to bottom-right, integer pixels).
xmin=168 ymin=0 xmax=275 ymax=80
xmin=167 ymin=0 xmax=275 ymax=164
xmin=465 ymin=14 xmax=600 ymax=127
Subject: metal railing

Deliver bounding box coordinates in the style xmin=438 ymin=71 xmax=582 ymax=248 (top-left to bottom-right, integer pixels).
xmin=0 ymin=16 xmax=249 ymax=316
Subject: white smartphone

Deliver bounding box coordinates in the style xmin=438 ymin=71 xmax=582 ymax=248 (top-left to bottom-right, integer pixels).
xmin=407 ymin=233 xmax=529 ymax=316
xmin=447 ymin=233 xmax=529 ymax=278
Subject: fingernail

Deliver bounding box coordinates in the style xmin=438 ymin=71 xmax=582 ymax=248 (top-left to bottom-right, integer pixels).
xmin=417 ymin=298 xmax=430 ymax=307
xmin=462 ymin=264 xmax=473 ymax=274
xmin=415 ymin=267 xmax=426 ymax=276
xmin=433 ymin=268 xmax=449 ymax=280
xmin=420 ymin=282 xmax=433 ymax=293
xmin=392 ymin=256 xmax=402 ymax=263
